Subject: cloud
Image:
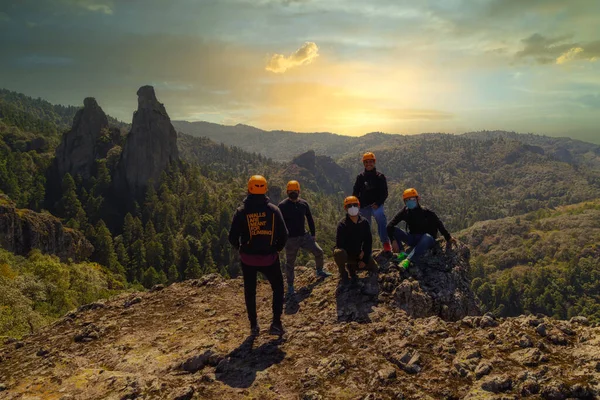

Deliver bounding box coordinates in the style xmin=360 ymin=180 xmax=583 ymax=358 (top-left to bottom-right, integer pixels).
xmin=61 ymin=0 xmax=114 ymax=15
xmin=515 ymin=34 xmax=576 ymax=64
xmin=556 ymin=47 xmax=584 ymax=64
xmin=514 ymin=34 xmax=600 ymax=65
xmin=265 ymin=42 xmax=319 ymax=73
xmin=16 ymin=54 xmax=75 ymax=67
xmin=577 ymin=94 xmax=600 ymax=109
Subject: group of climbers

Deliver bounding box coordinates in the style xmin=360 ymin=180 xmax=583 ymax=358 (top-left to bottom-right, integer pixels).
xmin=228 ymin=152 xmax=454 ymax=336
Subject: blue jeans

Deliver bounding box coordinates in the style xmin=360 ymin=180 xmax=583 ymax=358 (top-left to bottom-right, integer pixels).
xmin=393 ymin=228 xmax=435 ymax=262
xmin=360 ymin=205 xmax=389 ymax=243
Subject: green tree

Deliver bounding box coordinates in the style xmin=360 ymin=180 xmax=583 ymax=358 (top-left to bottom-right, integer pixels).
xmin=167 ymin=264 xmax=179 ymax=283
xmin=92 ymin=220 xmax=124 ymax=276
xmin=128 ymin=240 xmax=146 ymax=283
xmin=142 ymin=267 xmax=160 ymax=288
xmin=185 ymin=255 xmax=202 ymax=279
xmin=59 ymin=173 xmax=87 ymax=228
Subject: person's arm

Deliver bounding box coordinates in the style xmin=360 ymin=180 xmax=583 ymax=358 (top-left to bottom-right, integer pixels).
xmin=378 ymin=174 xmax=388 ymax=206
xmin=335 ymin=220 xmax=344 ymax=250
xmin=352 ymin=175 xmax=361 ymax=198
xmin=432 ymin=211 xmax=452 ymax=241
xmin=386 ymin=209 xmax=406 ymax=242
xmin=228 ymin=210 xmax=242 ymax=249
xmin=274 ymin=207 xmax=289 ymax=252
xmin=305 ymin=202 xmax=316 ymax=237
xmin=361 ymin=221 xmax=373 ymax=264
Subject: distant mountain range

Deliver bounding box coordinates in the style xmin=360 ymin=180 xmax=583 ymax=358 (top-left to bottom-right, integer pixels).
xmin=172 ymin=120 xmax=600 ymax=170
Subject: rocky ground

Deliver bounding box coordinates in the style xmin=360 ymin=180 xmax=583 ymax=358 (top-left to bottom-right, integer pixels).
xmin=1 ymin=243 xmax=599 ymax=399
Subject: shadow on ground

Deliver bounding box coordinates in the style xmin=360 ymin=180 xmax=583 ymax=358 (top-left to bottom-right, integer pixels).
xmin=284 ymin=277 xmax=327 ymax=315
xmin=215 ymin=335 xmax=286 ymax=388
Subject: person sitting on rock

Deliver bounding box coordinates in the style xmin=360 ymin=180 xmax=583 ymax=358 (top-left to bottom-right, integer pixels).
xmin=228 ymin=175 xmax=288 ymax=336
xmin=279 ymin=180 xmax=332 ymax=297
xmin=334 ymin=196 xmax=378 ymax=287
xmin=386 ymin=188 xmax=455 ymax=270
xmin=352 ymin=152 xmax=393 ymax=254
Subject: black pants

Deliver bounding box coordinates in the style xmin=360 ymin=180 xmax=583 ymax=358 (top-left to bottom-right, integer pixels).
xmin=241 ymin=258 xmax=284 ymax=325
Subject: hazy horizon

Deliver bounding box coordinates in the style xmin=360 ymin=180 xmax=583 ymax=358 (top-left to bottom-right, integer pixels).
xmin=1 ymin=1 xmax=599 ymax=143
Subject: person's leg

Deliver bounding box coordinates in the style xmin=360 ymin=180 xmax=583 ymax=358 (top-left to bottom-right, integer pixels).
xmin=360 ymin=207 xmax=373 ymax=226
xmin=347 ymin=261 xmax=358 ymax=278
xmin=284 ymin=237 xmax=301 ymax=289
xmin=334 ymin=248 xmax=350 ymax=283
xmin=260 ymin=258 xmax=284 ymax=326
xmin=241 ymin=263 xmax=259 ymax=327
xmin=393 ymin=228 xmax=420 ymax=249
xmin=301 ymin=233 xmax=326 ymax=273
xmin=366 ymin=257 xmax=379 ymax=275
xmin=373 ymin=205 xmax=390 ymax=244
xmin=407 ymin=233 xmax=436 ymax=262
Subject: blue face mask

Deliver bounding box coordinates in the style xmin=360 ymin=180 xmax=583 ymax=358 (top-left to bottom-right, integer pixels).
xmin=406 ymin=199 xmax=418 ymax=210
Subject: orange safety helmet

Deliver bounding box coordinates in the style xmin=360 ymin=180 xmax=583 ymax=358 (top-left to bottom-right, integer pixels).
xmin=402 ymin=188 xmax=419 ymax=200
xmin=362 ymin=152 xmax=376 ymax=162
xmin=343 ymin=195 xmax=360 ymax=208
xmin=248 ymin=175 xmax=268 ymax=194
xmin=286 ymin=180 xmax=300 ymax=192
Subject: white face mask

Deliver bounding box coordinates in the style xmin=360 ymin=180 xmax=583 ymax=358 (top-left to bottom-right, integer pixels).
xmin=347 ymin=206 xmax=359 ymax=217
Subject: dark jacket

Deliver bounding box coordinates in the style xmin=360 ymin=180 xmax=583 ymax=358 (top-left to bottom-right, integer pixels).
xmin=335 ymin=215 xmax=372 ymax=263
xmin=278 ymin=198 xmax=316 ymax=238
xmin=352 ymin=168 xmax=388 ymax=207
xmin=386 ymin=205 xmax=451 ymax=242
xmin=229 ymin=194 xmax=288 ymax=255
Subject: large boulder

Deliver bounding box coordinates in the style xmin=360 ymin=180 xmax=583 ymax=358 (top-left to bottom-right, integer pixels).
xmin=115 ymin=86 xmax=179 ymax=198
xmin=54 ymin=98 xmax=109 ymax=180
xmin=282 ymin=150 xmax=352 ymax=195
xmin=378 ymin=240 xmax=480 ymax=321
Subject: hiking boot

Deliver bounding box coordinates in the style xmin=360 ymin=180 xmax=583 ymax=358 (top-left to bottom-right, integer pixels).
xmin=316 ymin=269 xmax=332 ymax=278
xmin=391 ymin=252 xmax=408 ymax=265
xmin=269 ymin=321 xmax=285 ymax=336
xmin=250 ymin=323 xmax=260 ymax=336
xmin=400 ymin=259 xmax=411 ymax=270
xmin=287 ymin=284 xmax=295 ymax=297
xmin=350 ymin=275 xmax=363 ymax=289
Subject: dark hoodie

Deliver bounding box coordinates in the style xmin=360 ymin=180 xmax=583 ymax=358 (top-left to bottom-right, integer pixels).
xmin=335 ymin=214 xmax=373 ymax=263
xmin=386 ymin=205 xmax=451 ymax=242
xmin=352 ymin=168 xmax=388 ymax=207
xmin=229 ymin=195 xmax=288 ymax=265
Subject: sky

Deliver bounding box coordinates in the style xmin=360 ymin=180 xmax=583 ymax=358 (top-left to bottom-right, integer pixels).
xmin=1 ymin=0 xmax=599 ymax=142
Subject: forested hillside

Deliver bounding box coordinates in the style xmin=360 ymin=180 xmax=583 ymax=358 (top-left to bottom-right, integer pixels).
xmin=2 ymin=87 xmax=600 ymax=339
xmin=458 ymin=201 xmax=600 ymax=321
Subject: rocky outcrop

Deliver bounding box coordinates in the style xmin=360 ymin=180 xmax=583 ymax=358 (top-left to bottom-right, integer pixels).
xmin=2 ymin=244 xmax=599 ymax=399
xmin=283 ymin=150 xmax=351 ymax=194
xmin=1 ymin=267 xmax=598 ymax=399
xmin=116 ymin=86 xmax=179 ymax=197
xmin=54 ymin=97 xmax=121 ymax=180
xmin=334 ymin=241 xmax=479 ymax=323
xmin=379 ymin=241 xmax=480 ymax=321
xmin=0 ymin=195 xmax=93 ymax=262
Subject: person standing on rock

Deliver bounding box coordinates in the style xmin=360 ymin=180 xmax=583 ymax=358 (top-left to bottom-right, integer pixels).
xmin=228 ymin=175 xmax=288 ymax=336
xmin=352 ymin=152 xmax=392 ymax=255
xmin=278 ymin=180 xmax=332 ymax=297
xmin=334 ymin=196 xmax=378 ymax=288
xmin=386 ymin=188 xmax=455 ymax=270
